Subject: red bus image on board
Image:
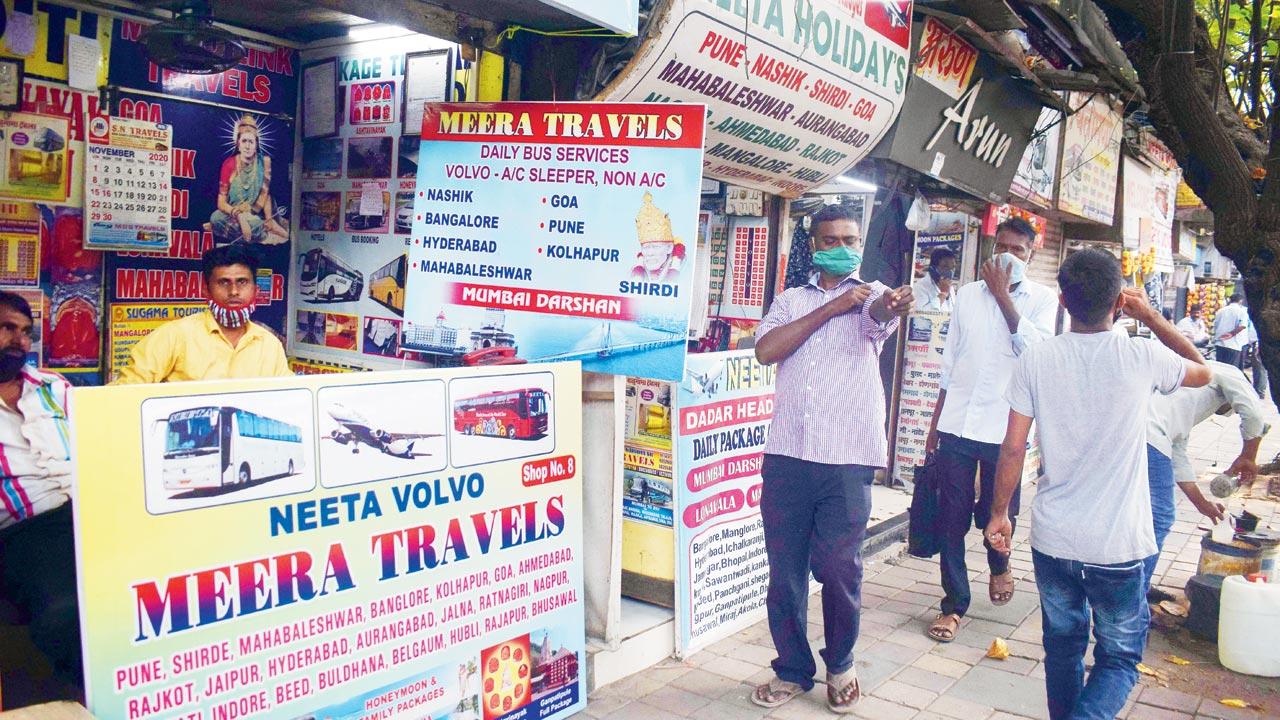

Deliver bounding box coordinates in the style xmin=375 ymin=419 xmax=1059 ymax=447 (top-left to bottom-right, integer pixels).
xmin=454 ymin=387 xmax=549 ymax=440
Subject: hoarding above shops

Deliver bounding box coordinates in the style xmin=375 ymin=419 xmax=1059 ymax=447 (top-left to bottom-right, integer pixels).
xmin=871 ymin=18 xmax=1041 ymax=202
xmin=542 ymin=0 xmax=639 ymax=35
xmin=600 ymin=0 xmax=914 ymax=198
xmin=1057 ymin=92 xmax=1122 ymax=225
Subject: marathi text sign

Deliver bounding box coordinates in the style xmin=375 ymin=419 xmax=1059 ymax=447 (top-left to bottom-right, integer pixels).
xmin=675 ymin=350 xmax=774 ymax=654
xmin=1058 ymin=92 xmax=1122 ymax=224
xmin=75 ymin=364 xmax=586 ymax=720
xmin=603 ymin=0 xmax=912 ymax=197
xmin=405 ymin=102 xmax=705 ymax=381
xmin=893 ymin=312 xmax=948 ymax=481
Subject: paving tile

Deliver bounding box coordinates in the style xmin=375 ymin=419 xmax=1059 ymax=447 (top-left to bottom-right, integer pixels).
xmin=893 ymin=590 xmax=941 ymax=607
xmin=1137 ymin=687 xmax=1203 ymax=714
xmin=584 ymin=693 xmax=633 ymax=718
xmin=929 ymin=642 xmax=988 ymax=665
xmin=1127 ymin=704 xmax=1194 ymax=720
xmin=853 ymin=650 xmax=904 ymax=693
xmin=850 ymin=695 xmax=919 ymax=720
xmin=601 ymin=700 xmax=687 ymax=720
xmin=910 ymin=653 xmax=971 ymax=679
xmin=927 ymin=695 xmax=995 ymax=720
xmin=693 ymin=699 xmax=769 ymax=720
xmin=881 ymin=599 xmax=933 ymax=616
xmin=863 ymin=639 xmax=927 ymax=666
xmin=701 ymin=654 xmax=764 ymax=682
xmin=963 ymin=592 xmax=1041 ymax=626
xmin=670 ymin=668 xmax=745 ymax=699
xmin=885 ymin=627 xmax=943 ymax=651
xmin=947 ymin=666 xmax=1050 ymax=720
xmin=637 ymin=686 xmax=714 ymax=717
xmin=977 ymin=655 xmax=1039 ymax=675
xmin=763 ymin=690 xmax=832 ymax=720
xmin=1194 ymin=699 xmax=1269 ymax=720
xmin=871 ymin=678 xmax=939 ymax=709
xmin=735 ymin=642 xmax=778 ymax=668
xmin=892 ymin=666 xmax=957 ymax=694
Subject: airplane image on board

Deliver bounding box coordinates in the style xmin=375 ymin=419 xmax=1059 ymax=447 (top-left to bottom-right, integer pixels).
xmin=324 ymin=403 xmax=441 ymax=458
xmin=684 ymin=362 xmax=726 ymax=398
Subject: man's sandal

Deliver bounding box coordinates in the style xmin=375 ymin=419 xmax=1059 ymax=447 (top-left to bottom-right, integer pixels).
xmin=750 ymin=677 xmax=803 ymax=708
xmin=990 ymin=571 xmax=1015 ymax=606
xmin=826 ymin=668 xmax=861 ymax=714
xmin=927 ymin=613 xmax=961 ymax=643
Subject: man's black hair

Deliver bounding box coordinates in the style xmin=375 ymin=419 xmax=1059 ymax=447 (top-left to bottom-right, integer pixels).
xmin=202 ymin=244 xmax=260 ymax=282
xmin=1230 ymin=292 xmax=1244 ymax=302
xmin=1057 ymin=249 xmax=1123 ymax=325
xmin=995 ymin=217 xmax=1037 ymax=247
xmin=929 ymin=248 xmax=956 ymax=264
xmin=0 ymin=290 xmax=32 ymax=322
xmin=810 ymin=203 xmax=860 ymax=232
xmin=1189 ymin=303 xmax=1203 ymax=313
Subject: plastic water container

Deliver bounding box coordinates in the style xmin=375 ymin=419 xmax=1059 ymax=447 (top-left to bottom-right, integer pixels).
xmin=1218 ymin=575 xmax=1280 ymax=677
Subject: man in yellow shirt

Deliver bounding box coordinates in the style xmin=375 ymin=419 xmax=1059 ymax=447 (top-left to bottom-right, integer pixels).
xmin=114 ymin=245 xmax=291 ymax=384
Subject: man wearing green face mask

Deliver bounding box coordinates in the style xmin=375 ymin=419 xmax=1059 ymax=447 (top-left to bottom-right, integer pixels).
xmin=751 ymin=204 xmax=913 ymax=714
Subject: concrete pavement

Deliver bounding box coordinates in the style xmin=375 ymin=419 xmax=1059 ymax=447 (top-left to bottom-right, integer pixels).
xmin=575 ymin=398 xmax=1280 ymax=720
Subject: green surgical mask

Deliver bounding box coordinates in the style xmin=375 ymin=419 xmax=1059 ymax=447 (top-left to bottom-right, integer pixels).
xmin=812 ymin=246 xmax=862 ymax=276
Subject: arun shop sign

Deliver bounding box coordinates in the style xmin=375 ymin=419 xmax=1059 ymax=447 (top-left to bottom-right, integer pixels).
xmin=871 ymin=17 xmax=1042 ymax=201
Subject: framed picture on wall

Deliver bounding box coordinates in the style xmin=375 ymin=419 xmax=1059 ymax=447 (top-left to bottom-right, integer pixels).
xmin=302 ymin=58 xmax=338 ymax=139
xmin=0 ymin=59 xmax=23 ymax=111
xmin=401 ymin=49 xmax=450 ymax=137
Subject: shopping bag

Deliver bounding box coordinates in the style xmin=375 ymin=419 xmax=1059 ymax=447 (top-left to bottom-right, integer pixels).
xmin=907 ymin=455 xmax=943 ymax=558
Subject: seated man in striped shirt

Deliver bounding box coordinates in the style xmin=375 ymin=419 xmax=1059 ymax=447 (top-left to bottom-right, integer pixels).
xmin=0 ymin=291 xmax=79 ymax=694
xmin=750 ymin=204 xmax=912 ymax=714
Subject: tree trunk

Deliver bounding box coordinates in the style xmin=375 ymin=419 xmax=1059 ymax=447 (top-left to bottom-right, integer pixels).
xmin=1252 ymin=0 xmax=1264 ymax=118
xmin=1100 ymin=0 xmax=1280 ymax=418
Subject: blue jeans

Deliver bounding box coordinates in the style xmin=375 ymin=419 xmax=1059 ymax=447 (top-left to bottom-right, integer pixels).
xmin=761 ymin=454 xmax=873 ymax=689
xmin=1144 ymin=445 xmax=1175 ymax=589
xmin=1033 ymin=549 xmax=1150 ymax=720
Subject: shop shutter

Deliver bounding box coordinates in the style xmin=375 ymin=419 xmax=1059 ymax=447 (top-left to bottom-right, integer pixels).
xmin=1026 ymin=217 xmax=1064 ymax=290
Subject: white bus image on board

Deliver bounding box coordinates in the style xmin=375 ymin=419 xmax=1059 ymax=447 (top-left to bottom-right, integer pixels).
xmin=161 ymin=406 xmax=305 ymax=492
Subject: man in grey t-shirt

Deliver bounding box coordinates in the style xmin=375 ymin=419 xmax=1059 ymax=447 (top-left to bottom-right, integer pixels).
xmin=984 ymin=249 xmax=1210 ymax=720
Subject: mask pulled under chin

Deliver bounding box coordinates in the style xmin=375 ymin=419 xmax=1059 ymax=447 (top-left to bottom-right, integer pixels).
xmin=0 ymin=350 xmax=26 ymax=382
xmin=209 ymin=299 xmax=255 ymax=329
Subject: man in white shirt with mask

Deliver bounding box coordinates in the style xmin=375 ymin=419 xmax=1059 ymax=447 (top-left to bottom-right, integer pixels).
xmin=923 ymin=217 xmax=1058 ymax=643
xmin=913 ymin=248 xmax=957 ymax=313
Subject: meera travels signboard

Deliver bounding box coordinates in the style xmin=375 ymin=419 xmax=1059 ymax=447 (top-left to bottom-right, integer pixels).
xmin=75 ymin=364 xmax=586 ymax=720
xmin=601 ymin=0 xmax=914 ymax=197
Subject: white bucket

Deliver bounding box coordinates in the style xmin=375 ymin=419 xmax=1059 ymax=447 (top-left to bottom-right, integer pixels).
xmin=1219 ymin=575 xmax=1280 ymax=677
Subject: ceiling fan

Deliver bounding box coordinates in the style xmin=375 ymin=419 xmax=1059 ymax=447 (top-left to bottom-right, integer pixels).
xmin=142 ymin=0 xmax=246 ymax=74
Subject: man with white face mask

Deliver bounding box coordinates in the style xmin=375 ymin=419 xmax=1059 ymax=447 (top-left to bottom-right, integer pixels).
xmin=923 ymin=217 xmax=1058 ymax=643
xmin=114 ymin=244 xmax=291 ymax=384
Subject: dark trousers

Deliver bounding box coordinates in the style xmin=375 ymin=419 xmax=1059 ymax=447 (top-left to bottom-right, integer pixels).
xmin=936 ymin=432 xmax=1021 ymax=617
xmin=1215 ymin=346 xmax=1242 ymax=368
xmin=760 ymin=454 xmax=873 ymax=690
xmin=0 ymin=502 xmax=82 ymax=684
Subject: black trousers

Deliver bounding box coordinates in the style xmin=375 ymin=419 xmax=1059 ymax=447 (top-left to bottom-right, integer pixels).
xmin=936 ymin=432 xmax=1021 ymax=617
xmin=0 ymin=503 xmax=81 ymax=684
xmin=760 ymin=454 xmax=872 ymax=690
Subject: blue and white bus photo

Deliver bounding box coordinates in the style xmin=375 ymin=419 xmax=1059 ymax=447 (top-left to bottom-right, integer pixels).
xmin=161 ymin=406 xmax=305 ymax=493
